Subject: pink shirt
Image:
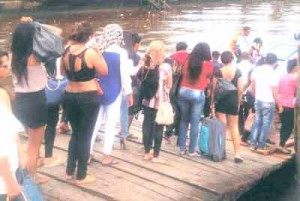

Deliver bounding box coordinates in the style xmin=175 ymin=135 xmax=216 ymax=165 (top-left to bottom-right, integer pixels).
xmin=278 ymin=73 xmax=297 ymax=108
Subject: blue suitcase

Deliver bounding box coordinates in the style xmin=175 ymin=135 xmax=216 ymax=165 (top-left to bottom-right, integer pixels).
xmin=198 ymin=117 xmax=226 ymax=162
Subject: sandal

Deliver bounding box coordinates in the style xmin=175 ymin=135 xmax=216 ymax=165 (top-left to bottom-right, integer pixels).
xmin=240 ymin=141 xmax=250 ymax=147
xmin=234 ymin=157 xmax=244 ymax=164
xmin=144 ymin=153 xmax=153 ymax=161
xmin=101 ymin=158 xmax=118 ymax=166
xmin=188 ymin=152 xmax=200 ymax=157
xmin=75 ymin=173 xmax=96 ymax=185
xmin=65 ymin=174 xmax=73 ymax=180
xmin=278 ymin=147 xmax=291 ymax=155
xmin=43 ymin=156 xmax=63 ymax=167
xmin=87 ymin=154 xmax=93 ymax=165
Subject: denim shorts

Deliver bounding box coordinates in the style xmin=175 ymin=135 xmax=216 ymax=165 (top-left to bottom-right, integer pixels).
xmin=13 ymin=89 xmax=47 ymax=129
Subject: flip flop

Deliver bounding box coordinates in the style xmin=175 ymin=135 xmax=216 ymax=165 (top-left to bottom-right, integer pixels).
xmin=102 ymin=159 xmax=118 ymax=167
xmin=75 ymin=174 xmax=96 ymax=185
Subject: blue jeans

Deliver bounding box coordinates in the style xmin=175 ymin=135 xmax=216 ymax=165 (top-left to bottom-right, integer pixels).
xmin=120 ymin=95 xmax=129 ymax=139
xmin=177 ymin=87 xmax=205 ymax=153
xmin=250 ymin=100 xmax=275 ymax=148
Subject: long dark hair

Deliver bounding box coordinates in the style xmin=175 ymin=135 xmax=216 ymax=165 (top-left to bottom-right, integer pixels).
xmin=122 ymin=30 xmax=135 ymax=60
xmin=188 ymin=42 xmax=211 ymax=82
xmin=11 ymin=23 xmax=35 ymax=85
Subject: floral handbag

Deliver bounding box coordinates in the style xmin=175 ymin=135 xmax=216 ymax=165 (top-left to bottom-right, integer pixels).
xmin=155 ymin=90 xmax=174 ymax=126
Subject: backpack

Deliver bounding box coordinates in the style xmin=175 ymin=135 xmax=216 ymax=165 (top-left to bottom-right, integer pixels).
xmin=214 ymin=78 xmax=237 ymax=102
xmin=214 ymin=70 xmax=238 ymax=103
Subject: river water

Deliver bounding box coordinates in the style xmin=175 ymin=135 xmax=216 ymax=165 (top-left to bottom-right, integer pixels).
xmin=0 ymin=1 xmax=300 ymax=200
xmin=0 ymin=1 xmax=300 ymax=54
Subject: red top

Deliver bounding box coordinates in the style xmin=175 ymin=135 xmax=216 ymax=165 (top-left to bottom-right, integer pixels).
xmin=170 ymin=50 xmax=189 ymax=65
xmin=180 ymin=60 xmax=213 ymax=90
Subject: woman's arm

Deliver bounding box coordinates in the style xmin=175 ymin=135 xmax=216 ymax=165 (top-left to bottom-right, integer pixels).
xmin=237 ymin=77 xmax=244 ymax=106
xmin=210 ymin=75 xmax=218 ymax=117
xmin=89 ymin=49 xmax=108 ymax=76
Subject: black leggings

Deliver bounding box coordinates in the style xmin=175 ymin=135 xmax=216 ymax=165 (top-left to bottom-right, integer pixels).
xmin=63 ymin=91 xmax=100 ymax=180
xmin=45 ymin=104 xmax=59 ymax=158
xmin=142 ymin=106 xmax=164 ymax=157
xmin=280 ymin=107 xmax=294 ymax=147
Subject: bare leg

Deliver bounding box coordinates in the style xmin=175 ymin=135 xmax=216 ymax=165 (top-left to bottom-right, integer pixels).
xmin=227 ymin=114 xmax=242 ymax=158
xmin=26 ymin=126 xmax=46 ymax=176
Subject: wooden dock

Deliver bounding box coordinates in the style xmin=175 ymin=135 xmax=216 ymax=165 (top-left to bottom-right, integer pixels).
xmin=30 ymin=116 xmax=294 ymax=201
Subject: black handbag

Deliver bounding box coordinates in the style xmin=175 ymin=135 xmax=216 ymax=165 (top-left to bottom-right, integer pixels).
xmin=32 ymin=22 xmax=65 ymax=65
xmin=214 ymin=78 xmax=237 ymax=102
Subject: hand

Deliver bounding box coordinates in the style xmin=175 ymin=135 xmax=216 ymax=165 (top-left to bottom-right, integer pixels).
xmin=7 ymin=179 xmax=22 ymax=199
xmin=278 ymin=105 xmax=283 ymax=114
xmin=138 ymin=59 xmax=145 ymax=68
xmin=128 ymin=94 xmax=133 ymax=107
xmin=20 ymin=16 xmax=33 ymax=23
xmin=206 ymin=89 xmax=211 ymax=97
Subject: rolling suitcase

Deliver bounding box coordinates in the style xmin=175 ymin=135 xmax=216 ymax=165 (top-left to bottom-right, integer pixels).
xmin=198 ymin=117 xmax=226 ymax=162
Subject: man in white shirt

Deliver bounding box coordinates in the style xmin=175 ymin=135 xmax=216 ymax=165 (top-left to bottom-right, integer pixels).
xmin=235 ymin=26 xmax=252 ymax=62
xmin=250 ymin=53 xmax=279 ymax=150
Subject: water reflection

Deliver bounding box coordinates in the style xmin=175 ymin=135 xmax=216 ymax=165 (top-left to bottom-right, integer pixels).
xmin=0 ymin=1 xmax=299 ymax=56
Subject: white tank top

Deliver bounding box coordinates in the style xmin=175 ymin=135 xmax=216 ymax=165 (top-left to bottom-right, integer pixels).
xmin=13 ymin=65 xmax=47 ymax=93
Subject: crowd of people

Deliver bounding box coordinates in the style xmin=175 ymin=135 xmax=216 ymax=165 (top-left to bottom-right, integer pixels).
xmin=0 ymin=16 xmax=299 ymax=201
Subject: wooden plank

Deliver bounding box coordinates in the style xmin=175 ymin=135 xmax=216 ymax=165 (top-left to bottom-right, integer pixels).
xmin=52 ymin=134 xmax=221 ymax=200
xmin=18 ymin=112 xmax=294 ymax=201
xmin=41 ymin=173 xmax=106 ymax=201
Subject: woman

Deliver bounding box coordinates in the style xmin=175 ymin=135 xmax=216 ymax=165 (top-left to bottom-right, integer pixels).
xmin=11 ymin=18 xmax=60 ymax=184
xmin=90 ymin=24 xmax=133 ymax=165
xmin=61 ymin=21 xmax=107 ymax=185
xmin=177 ymin=42 xmax=213 ymax=156
xmin=0 ymin=89 xmax=23 ymax=201
xmin=277 ymin=59 xmax=298 ymax=154
xmin=211 ymin=51 xmax=243 ymax=163
xmin=119 ymin=31 xmax=142 ymax=149
xmin=141 ymin=40 xmax=172 ymax=163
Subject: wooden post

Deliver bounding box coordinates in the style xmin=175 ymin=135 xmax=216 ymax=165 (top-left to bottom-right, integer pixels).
xmin=296 ymin=45 xmax=300 ymax=182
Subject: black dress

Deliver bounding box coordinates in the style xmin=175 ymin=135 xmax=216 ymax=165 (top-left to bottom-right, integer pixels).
xmin=215 ymin=69 xmax=242 ymax=115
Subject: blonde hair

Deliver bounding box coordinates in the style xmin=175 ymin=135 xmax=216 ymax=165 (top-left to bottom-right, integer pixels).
xmin=146 ymin=40 xmax=165 ymax=67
